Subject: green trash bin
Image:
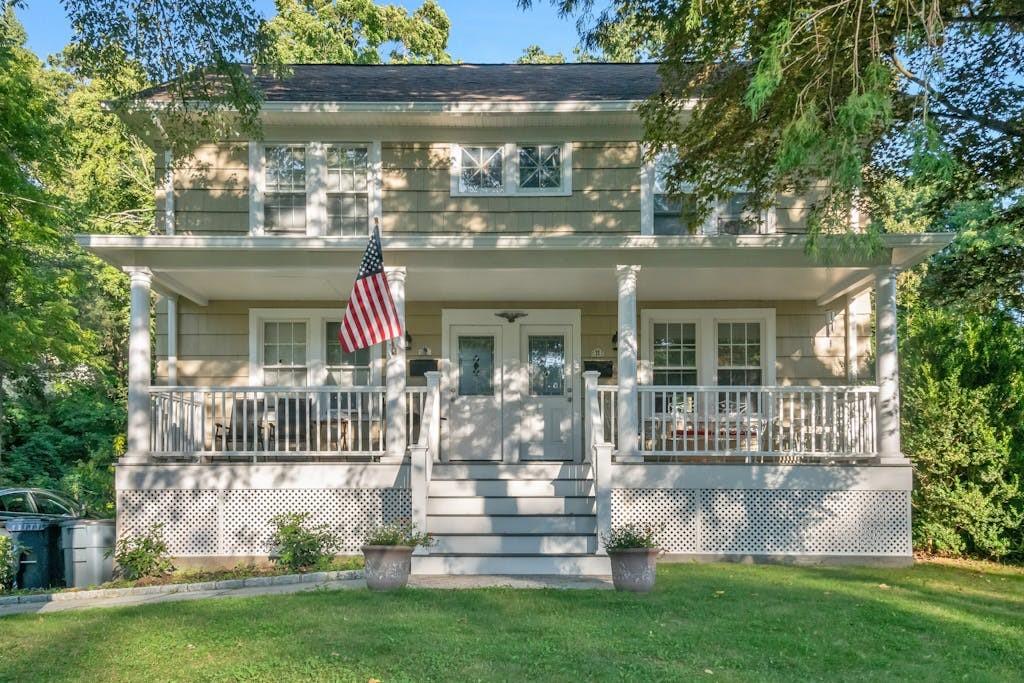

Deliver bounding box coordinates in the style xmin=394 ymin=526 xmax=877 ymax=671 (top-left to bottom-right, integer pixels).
xmin=60 ymin=519 xmax=115 ymax=588
xmin=6 ymin=517 xmax=57 ymax=589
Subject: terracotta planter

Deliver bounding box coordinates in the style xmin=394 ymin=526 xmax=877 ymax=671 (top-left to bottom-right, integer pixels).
xmin=361 ymin=545 xmax=414 ymax=591
xmin=607 ymin=548 xmax=659 ymax=592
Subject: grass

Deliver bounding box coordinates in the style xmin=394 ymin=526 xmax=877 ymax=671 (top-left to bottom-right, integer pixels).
xmin=1 ymin=559 xmax=1022 ymax=682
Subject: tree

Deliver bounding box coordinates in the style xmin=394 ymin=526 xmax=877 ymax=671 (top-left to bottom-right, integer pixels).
xmin=517 ymin=45 xmax=566 ymax=64
xmin=268 ymin=0 xmax=451 ymax=64
xmin=521 ymin=2 xmax=1023 ymax=237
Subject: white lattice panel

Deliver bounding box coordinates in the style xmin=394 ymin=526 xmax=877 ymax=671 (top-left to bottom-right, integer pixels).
xmin=118 ymin=490 xmax=220 ymax=555
xmin=610 ymin=488 xmax=910 ymax=556
xmin=118 ymin=488 xmax=409 ymax=556
xmin=611 ymin=489 xmax=699 ymax=552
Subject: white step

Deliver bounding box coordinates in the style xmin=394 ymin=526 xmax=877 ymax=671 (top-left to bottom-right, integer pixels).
xmin=432 ymin=463 xmax=592 ymax=480
xmin=412 ymin=554 xmax=611 ymax=576
xmin=427 ymin=515 xmax=595 ymax=535
xmin=427 ymin=496 xmax=595 ymax=516
xmin=429 ymin=479 xmax=594 ymax=498
xmin=431 ymin=534 xmax=596 ymax=555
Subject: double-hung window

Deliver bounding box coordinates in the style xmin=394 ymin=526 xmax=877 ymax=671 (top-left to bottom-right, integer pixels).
xmin=264 ymin=145 xmax=307 ymax=234
xmin=652 ymin=150 xmax=699 ymax=235
xmin=452 ymin=143 xmax=571 ymax=196
xmin=262 ymin=321 xmax=308 ymax=386
xmin=325 ymin=145 xmax=370 ymax=236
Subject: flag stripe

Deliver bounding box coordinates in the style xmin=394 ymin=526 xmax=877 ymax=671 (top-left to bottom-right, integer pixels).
xmin=338 ymin=229 xmax=402 ymax=354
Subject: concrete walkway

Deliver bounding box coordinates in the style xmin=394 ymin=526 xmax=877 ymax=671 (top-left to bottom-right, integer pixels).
xmin=0 ymin=574 xmax=612 ymax=617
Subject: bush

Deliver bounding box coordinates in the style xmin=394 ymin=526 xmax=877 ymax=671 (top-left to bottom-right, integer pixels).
xmin=112 ymin=524 xmax=174 ymax=580
xmin=363 ymin=519 xmax=432 ymax=548
xmin=0 ymin=535 xmax=20 ymax=590
xmin=602 ymin=523 xmax=661 ymax=551
xmin=269 ymin=513 xmax=341 ymax=572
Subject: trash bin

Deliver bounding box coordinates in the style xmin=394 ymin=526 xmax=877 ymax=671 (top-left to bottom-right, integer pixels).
xmin=60 ymin=519 xmax=116 ymax=588
xmin=6 ymin=517 xmax=57 ymax=589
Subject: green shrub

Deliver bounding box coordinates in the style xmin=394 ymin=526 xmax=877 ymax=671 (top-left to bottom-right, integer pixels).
xmin=602 ymin=523 xmax=661 ymax=551
xmin=363 ymin=519 xmax=432 ymax=548
xmin=112 ymin=524 xmax=174 ymax=580
xmin=269 ymin=513 xmax=341 ymax=572
xmin=0 ymin=535 xmax=20 ymax=590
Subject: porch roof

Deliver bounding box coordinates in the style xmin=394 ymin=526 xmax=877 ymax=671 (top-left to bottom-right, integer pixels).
xmin=75 ymin=233 xmax=953 ymax=306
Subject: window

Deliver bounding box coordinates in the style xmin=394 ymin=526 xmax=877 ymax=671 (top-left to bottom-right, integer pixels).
xmin=452 ymin=143 xmax=571 ymax=196
xmin=459 ymin=146 xmax=504 ymax=193
xmin=325 ymin=145 xmax=369 ymax=236
xmin=717 ymin=192 xmax=762 ymax=235
xmin=651 ymin=322 xmax=698 ymax=385
xmin=32 ymin=493 xmax=74 ymax=516
xmin=716 ymin=322 xmax=763 ymax=386
xmin=325 ymin=322 xmax=372 ymax=386
xmin=527 ymin=335 xmax=565 ymax=396
xmin=653 ymin=150 xmax=699 ymax=235
xmin=457 ymin=336 xmax=495 ymax=396
xmin=264 ymin=145 xmax=307 ymax=233
xmin=518 ymin=145 xmax=562 ymax=190
xmin=262 ymin=321 xmax=308 ymax=386
xmin=0 ymin=492 xmax=32 ymax=514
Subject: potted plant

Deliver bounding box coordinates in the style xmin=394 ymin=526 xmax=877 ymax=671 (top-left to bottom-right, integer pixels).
xmin=603 ymin=523 xmax=661 ymax=592
xmin=361 ymin=520 xmax=432 ymax=591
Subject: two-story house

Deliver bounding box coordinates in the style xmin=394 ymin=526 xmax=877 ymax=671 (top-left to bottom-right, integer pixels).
xmin=79 ymin=63 xmax=952 ymax=574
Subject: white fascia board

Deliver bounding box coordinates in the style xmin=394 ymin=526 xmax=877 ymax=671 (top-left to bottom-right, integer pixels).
xmin=120 ymin=99 xmax=664 ymax=114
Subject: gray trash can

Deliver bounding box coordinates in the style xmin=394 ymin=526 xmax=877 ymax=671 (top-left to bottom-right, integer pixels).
xmin=6 ymin=517 xmax=56 ymax=589
xmin=60 ymin=519 xmax=116 ymax=588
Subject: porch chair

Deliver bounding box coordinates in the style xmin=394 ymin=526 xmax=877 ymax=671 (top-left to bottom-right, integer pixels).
xmin=213 ymin=397 xmax=267 ymax=452
xmin=267 ymin=396 xmax=313 ymax=451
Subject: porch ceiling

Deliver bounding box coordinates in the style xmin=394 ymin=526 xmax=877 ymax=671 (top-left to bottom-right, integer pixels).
xmin=76 ymin=233 xmax=953 ymax=305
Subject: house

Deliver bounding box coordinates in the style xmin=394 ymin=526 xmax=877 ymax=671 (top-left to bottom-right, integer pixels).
xmin=78 ymin=63 xmax=952 ymax=574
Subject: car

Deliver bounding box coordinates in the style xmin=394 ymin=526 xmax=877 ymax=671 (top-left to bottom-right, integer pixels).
xmin=0 ymin=488 xmax=85 ymax=524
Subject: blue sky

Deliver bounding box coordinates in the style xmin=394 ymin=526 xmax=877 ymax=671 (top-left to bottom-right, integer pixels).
xmin=15 ymin=0 xmax=584 ymax=63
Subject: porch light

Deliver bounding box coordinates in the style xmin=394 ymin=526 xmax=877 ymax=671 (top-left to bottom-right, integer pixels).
xmin=404 ymin=331 xmax=413 ymax=351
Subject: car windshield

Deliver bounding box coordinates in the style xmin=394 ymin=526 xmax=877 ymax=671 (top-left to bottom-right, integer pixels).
xmin=0 ymin=492 xmax=33 ymax=513
xmin=32 ymin=493 xmax=75 ymax=516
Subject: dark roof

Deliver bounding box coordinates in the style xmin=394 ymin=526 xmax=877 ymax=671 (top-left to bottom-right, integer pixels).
xmin=142 ymin=63 xmax=663 ymax=103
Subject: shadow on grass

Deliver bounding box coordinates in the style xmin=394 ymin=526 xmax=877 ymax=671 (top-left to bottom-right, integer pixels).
xmin=1 ymin=562 xmax=1022 ymax=681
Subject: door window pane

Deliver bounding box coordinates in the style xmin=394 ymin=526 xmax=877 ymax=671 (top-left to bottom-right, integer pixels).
xmin=458 ymin=336 xmax=495 ymax=396
xmin=528 ymin=335 xmax=565 ymax=396
xmin=518 ymin=145 xmax=561 ymax=189
xmin=459 ymin=146 xmax=503 ymax=193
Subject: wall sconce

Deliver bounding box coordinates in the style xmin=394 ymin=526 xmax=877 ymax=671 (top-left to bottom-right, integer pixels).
xmin=611 ymin=332 xmax=618 ymax=351
xmin=404 ymin=331 xmax=413 ymax=351
xmin=825 ymin=310 xmax=837 ymax=336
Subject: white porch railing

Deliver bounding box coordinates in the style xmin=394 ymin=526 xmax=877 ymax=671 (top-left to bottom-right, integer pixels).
xmin=149 ymin=386 xmax=390 ymax=460
xmin=593 ymin=385 xmax=878 ymax=459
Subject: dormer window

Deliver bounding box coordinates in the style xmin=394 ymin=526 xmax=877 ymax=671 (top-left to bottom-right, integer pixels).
xmin=264 ymin=145 xmax=307 ymax=234
xmin=451 ymin=143 xmax=572 ymax=197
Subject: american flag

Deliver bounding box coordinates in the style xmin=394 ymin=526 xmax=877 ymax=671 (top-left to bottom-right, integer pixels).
xmin=338 ymin=228 xmax=402 ymax=353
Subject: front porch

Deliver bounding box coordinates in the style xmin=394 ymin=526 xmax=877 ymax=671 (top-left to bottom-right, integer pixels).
xmin=80 ymin=233 xmax=952 ymax=570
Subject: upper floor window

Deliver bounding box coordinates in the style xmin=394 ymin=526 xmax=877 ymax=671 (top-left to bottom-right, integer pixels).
xmin=325 ymin=145 xmax=369 ymax=236
xmin=451 ymin=143 xmax=572 ymax=197
xmin=264 ymin=145 xmax=307 ymax=234
xmin=653 ymin=150 xmax=698 ymax=235
xmin=252 ymin=142 xmax=380 ymax=237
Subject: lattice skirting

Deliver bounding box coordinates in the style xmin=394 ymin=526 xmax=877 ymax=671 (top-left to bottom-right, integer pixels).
xmin=611 ymin=488 xmax=911 ymax=556
xmin=117 ymin=488 xmax=411 ymax=556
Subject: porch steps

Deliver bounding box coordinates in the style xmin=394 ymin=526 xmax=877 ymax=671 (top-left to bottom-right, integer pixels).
xmin=414 ymin=463 xmax=607 ymax=576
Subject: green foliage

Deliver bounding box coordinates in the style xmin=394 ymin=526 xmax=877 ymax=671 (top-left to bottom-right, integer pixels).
xmin=269 ymin=0 xmax=451 ymax=64
xmin=363 ymin=519 xmax=432 ymax=547
xmin=0 ymin=534 xmax=19 ymax=590
xmin=269 ymin=512 xmax=342 ymax=571
xmin=112 ymin=524 xmax=174 ymax=580
xmin=517 ymin=45 xmax=566 ymax=64
xmin=602 ymin=523 xmax=660 ymax=550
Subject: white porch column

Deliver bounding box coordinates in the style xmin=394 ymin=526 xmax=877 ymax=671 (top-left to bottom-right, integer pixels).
xmin=384 ymin=267 xmax=407 ymax=462
xmin=875 ymin=268 xmax=903 ymax=462
xmin=166 ymin=295 xmax=178 ymax=385
xmin=124 ymin=267 xmax=153 ymax=463
xmin=616 ymin=265 xmax=641 ymax=460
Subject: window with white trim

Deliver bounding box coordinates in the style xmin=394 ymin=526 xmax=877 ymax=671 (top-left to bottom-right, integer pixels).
xmin=325 ymin=145 xmax=369 ymax=236
xmin=716 ymin=191 xmax=762 ymax=235
xmin=451 ymin=143 xmax=572 ymax=196
xmin=264 ymin=145 xmax=307 ymax=234
xmin=325 ymin=321 xmax=373 ymax=385
xmin=651 ymin=322 xmax=698 ymax=385
xmin=262 ymin=321 xmax=308 ymax=386
xmin=716 ymin=322 xmax=763 ymax=386
xmin=653 ymin=150 xmax=699 ymax=235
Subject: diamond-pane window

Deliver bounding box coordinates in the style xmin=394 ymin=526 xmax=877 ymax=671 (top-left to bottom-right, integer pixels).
xmin=518 ymin=145 xmax=561 ymax=189
xmin=459 ymin=146 xmax=504 ymax=193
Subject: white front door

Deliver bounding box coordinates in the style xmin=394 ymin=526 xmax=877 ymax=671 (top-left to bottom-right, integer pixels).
xmin=442 ymin=310 xmax=581 ymax=463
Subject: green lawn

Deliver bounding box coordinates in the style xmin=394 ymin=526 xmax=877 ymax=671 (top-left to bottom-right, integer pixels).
xmin=2 ymin=560 xmax=1022 ymax=682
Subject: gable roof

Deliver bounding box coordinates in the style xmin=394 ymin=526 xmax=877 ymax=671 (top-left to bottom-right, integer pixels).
xmin=140 ymin=63 xmax=663 ymax=103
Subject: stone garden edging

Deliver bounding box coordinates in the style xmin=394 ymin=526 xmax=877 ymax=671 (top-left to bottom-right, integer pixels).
xmin=0 ymin=569 xmax=364 ymax=606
